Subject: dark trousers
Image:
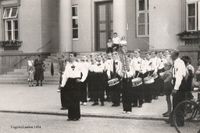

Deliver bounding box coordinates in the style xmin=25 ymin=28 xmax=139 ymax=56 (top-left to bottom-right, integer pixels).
xmin=61 ymin=89 xmax=68 ymax=108
xmin=170 ymin=79 xmax=186 ymax=126
xmin=80 ymin=82 xmax=87 ymax=102
xmin=144 ymin=83 xmax=154 ymax=103
xmin=93 ymin=73 xmax=105 ymax=103
xmin=110 ymin=82 xmax=121 ymax=105
xmin=64 ymin=78 xmax=81 ymax=120
xmin=170 ymin=91 xmax=185 ymax=126
xmin=122 ymin=78 xmax=132 ymax=112
xmin=132 ymin=85 xmax=143 ymax=106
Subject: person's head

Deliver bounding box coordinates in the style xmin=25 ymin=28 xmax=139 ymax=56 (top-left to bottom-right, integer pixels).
xmin=151 ymin=51 xmax=156 ymax=58
xmin=171 ymin=51 xmax=179 ymax=61
xmin=181 ymin=56 xmax=191 ymax=66
xmin=108 ymin=38 xmax=112 ymax=42
xmin=69 ymin=52 xmax=77 ymax=62
xmin=164 ymin=62 xmax=172 ymax=71
xmin=121 ymin=45 xmax=128 ymax=54
xmin=113 ymin=32 xmax=118 ymax=37
xmin=146 ymin=52 xmax=151 ymax=60
xmin=113 ymin=51 xmax=119 ymax=60
xmin=107 ymin=53 xmax=112 ymax=59
xmin=134 ymin=50 xmax=140 ymax=58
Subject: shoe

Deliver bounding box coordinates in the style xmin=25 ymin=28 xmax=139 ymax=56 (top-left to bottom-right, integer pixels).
xmin=163 ymin=113 xmax=170 ymax=117
xmin=60 ymin=107 xmax=67 ymax=110
xmin=138 ymin=105 xmax=142 ymax=108
xmin=92 ymin=102 xmax=99 ymax=106
xmin=162 ymin=112 xmax=169 ymax=116
xmin=101 ymin=102 xmax=104 ymax=106
xmin=112 ymin=104 xmax=120 ymax=107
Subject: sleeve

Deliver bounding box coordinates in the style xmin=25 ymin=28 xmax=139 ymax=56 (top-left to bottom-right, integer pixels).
xmin=174 ymin=61 xmax=186 ymax=90
xmin=80 ymin=64 xmax=88 ymax=82
xmin=60 ymin=65 xmax=68 ymax=87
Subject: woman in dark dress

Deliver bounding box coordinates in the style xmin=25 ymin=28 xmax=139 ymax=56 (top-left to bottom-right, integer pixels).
xmin=34 ymin=55 xmax=45 ymax=86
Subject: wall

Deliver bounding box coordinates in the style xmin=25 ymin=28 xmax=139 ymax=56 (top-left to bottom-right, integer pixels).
xmin=41 ymin=0 xmax=59 ymax=53
xmin=19 ymin=0 xmax=42 ymax=52
xmin=149 ymin=0 xmax=183 ymax=50
xmin=126 ymin=0 xmax=149 ymax=51
xmin=72 ymin=0 xmax=93 ymax=52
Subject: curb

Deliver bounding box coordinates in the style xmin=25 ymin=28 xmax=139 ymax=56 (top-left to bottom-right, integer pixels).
xmin=0 ymin=110 xmax=167 ymax=121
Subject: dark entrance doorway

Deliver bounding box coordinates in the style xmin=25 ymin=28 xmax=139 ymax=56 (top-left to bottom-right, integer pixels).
xmin=95 ymin=1 xmax=113 ymax=51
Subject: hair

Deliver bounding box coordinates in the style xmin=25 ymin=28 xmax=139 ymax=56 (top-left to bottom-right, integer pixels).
xmin=69 ymin=52 xmax=77 ymax=57
xmin=181 ymin=56 xmax=191 ymax=65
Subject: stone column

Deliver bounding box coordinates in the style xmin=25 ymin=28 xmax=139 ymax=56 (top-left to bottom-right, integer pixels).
xmin=113 ymin=0 xmax=127 ymax=37
xmin=59 ymin=0 xmax=72 ymax=52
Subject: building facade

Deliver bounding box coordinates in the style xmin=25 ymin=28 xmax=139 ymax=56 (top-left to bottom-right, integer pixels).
xmin=0 ymin=0 xmax=199 ymax=73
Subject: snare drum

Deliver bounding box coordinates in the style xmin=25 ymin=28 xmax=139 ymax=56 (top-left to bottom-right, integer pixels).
xmin=132 ymin=77 xmax=142 ymax=87
xmin=144 ymin=76 xmax=155 ymax=84
xmin=108 ymin=78 xmax=120 ymax=87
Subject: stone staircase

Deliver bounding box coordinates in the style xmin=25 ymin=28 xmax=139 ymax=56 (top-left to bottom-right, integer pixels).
xmin=0 ymin=52 xmax=105 ymax=85
xmin=0 ymin=54 xmax=60 ymax=85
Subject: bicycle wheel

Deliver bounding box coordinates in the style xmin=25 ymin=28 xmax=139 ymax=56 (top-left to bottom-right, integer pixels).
xmin=173 ymin=100 xmax=200 ymax=133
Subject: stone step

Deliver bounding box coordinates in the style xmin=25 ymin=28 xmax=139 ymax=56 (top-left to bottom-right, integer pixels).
xmin=0 ymin=80 xmax=59 ymax=85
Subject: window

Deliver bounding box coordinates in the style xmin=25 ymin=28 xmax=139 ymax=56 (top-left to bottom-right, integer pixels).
xmin=3 ymin=7 xmax=19 ymax=41
xmin=136 ymin=0 xmax=149 ymax=37
xmin=186 ymin=0 xmax=200 ymax=31
xmin=72 ymin=5 xmax=78 ymax=39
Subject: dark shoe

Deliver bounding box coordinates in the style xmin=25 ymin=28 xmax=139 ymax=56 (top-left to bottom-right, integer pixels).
xmin=101 ymin=102 xmax=104 ymax=106
xmin=92 ymin=102 xmax=99 ymax=106
xmin=162 ymin=112 xmax=169 ymax=116
xmin=60 ymin=107 xmax=67 ymax=110
xmin=138 ymin=105 xmax=142 ymax=108
xmin=163 ymin=113 xmax=170 ymax=117
xmin=112 ymin=103 xmax=120 ymax=107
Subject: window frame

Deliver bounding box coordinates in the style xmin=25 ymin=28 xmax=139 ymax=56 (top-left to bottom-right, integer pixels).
xmin=72 ymin=4 xmax=79 ymax=40
xmin=186 ymin=2 xmax=198 ymax=31
xmin=136 ymin=0 xmax=149 ymax=37
xmin=3 ymin=7 xmax=19 ymax=41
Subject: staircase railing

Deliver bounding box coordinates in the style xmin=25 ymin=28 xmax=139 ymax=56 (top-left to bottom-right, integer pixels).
xmin=13 ymin=40 xmax=52 ymax=68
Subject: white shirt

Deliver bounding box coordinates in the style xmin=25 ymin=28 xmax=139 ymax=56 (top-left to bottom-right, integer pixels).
xmin=173 ymin=58 xmax=187 ymax=90
xmin=131 ymin=57 xmax=142 ymax=72
xmin=61 ymin=62 xmax=88 ymax=87
xmin=112 ymin=37 xmax=120 ymax=44
xmin=93 ymin=61 xmax=105 ymax=73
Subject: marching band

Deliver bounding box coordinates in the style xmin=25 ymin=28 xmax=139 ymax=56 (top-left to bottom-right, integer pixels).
xmin=59 ymin=45 xmax=174 ymax=120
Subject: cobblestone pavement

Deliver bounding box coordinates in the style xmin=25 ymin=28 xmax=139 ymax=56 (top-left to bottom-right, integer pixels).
xmin=0 ymin=112 xmax=177 ymax=133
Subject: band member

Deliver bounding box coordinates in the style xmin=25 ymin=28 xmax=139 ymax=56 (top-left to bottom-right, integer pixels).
xmin=80 ymin=56 xmax=89 ymax=106
xmin=131 ymin=50 xmax=143 ymax=107
xmin=58 ymin=54 xmax=67 ymax=110
xmin=104 ymin=53 xmax=113 ymax=101
xmin=168 ymin=51 xmax=187 ymax=126
xmin=92 ymin=54 xmax=106 ymax=106
xmin=60 ymin=52 xmax=87 ymax=121
xmin=150 ymin=51 xmax=160 ymax=99
xmin=106 ymin=52 xmax=122 ymax=107
xmin=87 ymin=57 xmax=96 ymax=102
xmin=143 ymin=52 xmax=155 ymax=103
xmin=119 ymin=45 xmax=135 ymax=113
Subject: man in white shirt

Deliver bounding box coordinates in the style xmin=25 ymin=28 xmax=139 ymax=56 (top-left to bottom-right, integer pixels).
xmin=60 ymin=52 xmax=87 ymax=121
xmin=167 ymin=51 xmax=187 ymax=126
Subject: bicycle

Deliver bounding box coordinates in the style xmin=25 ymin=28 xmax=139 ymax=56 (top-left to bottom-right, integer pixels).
xmin=173 ymin=91 xmax=200 ymax=133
